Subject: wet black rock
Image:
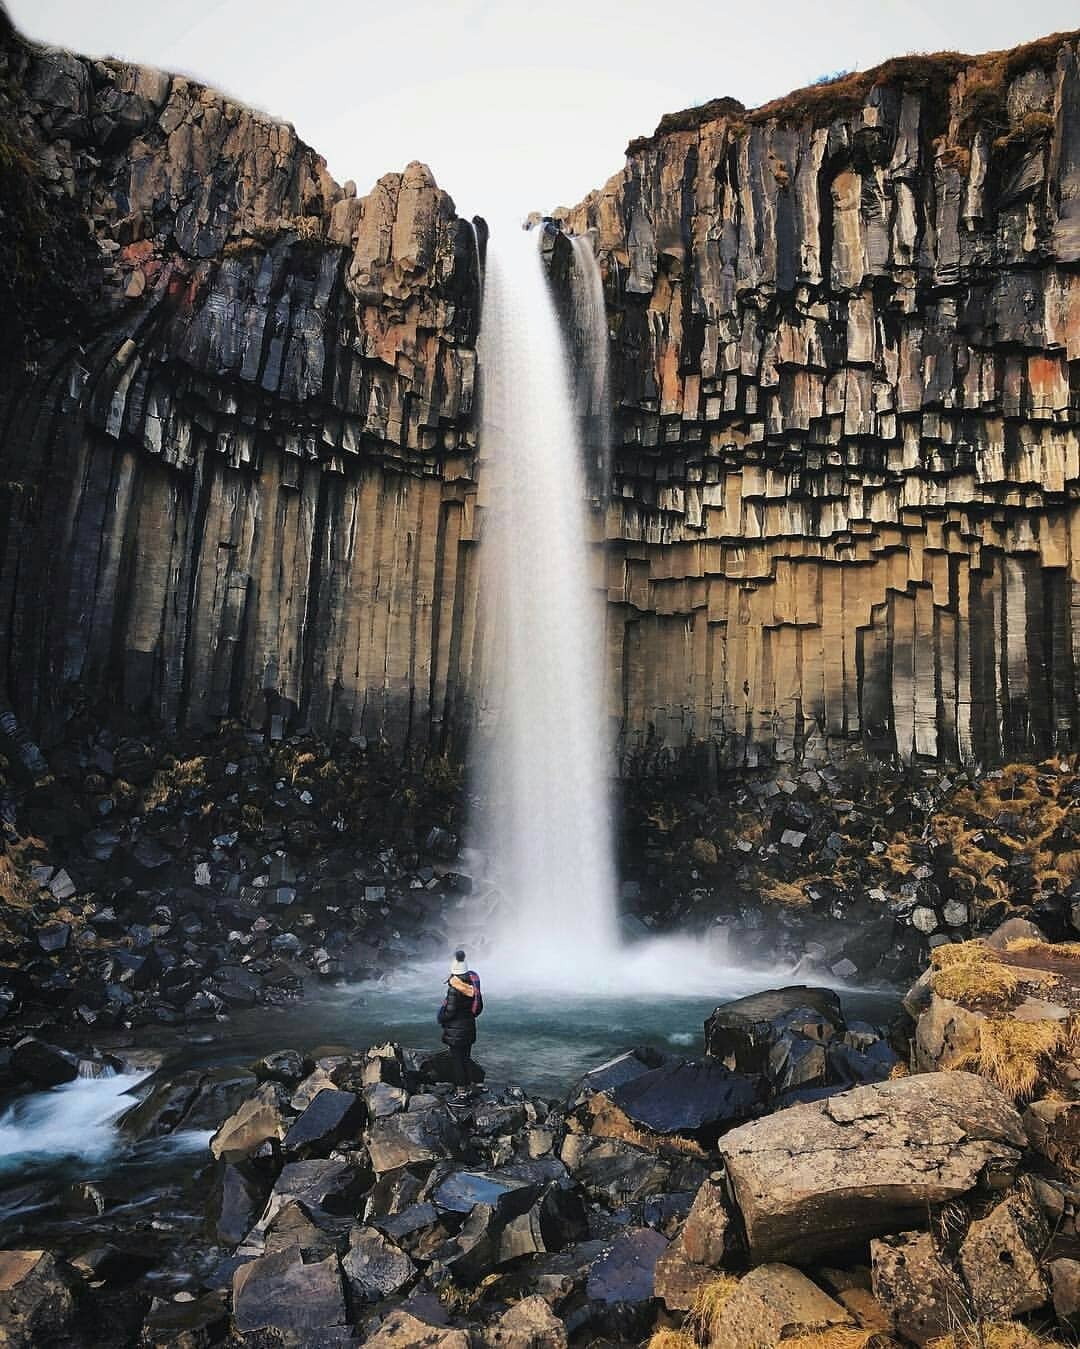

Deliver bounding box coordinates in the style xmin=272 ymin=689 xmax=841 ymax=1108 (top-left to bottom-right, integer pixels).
xmin=213 ymin=1162 xmax=272 ymax=1248
xmin=609 ymin=1059 xmax=765 ymax=1138
xmin=704 ymin=986 xmax=845 ymax=1071
xmin=10 ymin=1037 xmax=81 ymax=1087
xmin=583 ymin=1226 xmax=669 ymax=1339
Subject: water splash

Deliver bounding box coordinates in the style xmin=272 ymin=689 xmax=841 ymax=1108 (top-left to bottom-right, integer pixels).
xmin=477 ymin=224 xmax=617 ymax=981
xmin=0 ymin=1071 xmax=149 ymax=1170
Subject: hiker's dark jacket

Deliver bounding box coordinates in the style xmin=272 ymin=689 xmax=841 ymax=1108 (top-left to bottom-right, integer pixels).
xmin=440 ymin=981 xmax=477 ymax=1046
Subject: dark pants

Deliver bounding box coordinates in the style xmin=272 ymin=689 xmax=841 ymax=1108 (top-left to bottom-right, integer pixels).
xmin=448 ymin=1040 xmax=472 ymax=1088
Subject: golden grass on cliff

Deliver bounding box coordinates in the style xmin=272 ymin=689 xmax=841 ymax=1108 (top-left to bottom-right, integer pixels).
xmin=687 ymin=1275 xmax=740 ymax=1342
xmin=1008 ymin=937 xmax=1080 ymax=960
xmin=955 ymin=1016 xmax=1066 ymax=1100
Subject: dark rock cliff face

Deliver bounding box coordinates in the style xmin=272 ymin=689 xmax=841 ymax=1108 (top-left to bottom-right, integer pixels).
xmin=7 ymin=18 xmax=1080 ymax=773
xmin=0 ymin=20 xmax=482 ymax=753
xmin=560 ymin=31 xmax=1080 ymax=770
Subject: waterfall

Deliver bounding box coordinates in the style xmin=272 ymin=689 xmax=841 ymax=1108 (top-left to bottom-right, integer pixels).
xmin=567 ymin=233 xmax=610 ymax=492
xmin=478 ymin=224 xmax=618 ymax=979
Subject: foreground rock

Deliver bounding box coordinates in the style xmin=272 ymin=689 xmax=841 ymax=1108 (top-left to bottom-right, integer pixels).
xmin=718 ymin=1071 xmax=1026 ymax=1261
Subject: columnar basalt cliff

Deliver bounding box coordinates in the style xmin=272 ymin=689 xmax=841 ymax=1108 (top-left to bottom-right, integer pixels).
xmin=0 ymin=16 xmax=483 ymax=753
xmin=8 ymin=16 xmax=1080 ymax=773
xmin=560 ymin=32 xmax=1080 ymax=769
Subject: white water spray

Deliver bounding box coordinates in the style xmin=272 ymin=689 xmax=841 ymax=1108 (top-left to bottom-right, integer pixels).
xmin=478 ymin=225 xmax=618 ymax=978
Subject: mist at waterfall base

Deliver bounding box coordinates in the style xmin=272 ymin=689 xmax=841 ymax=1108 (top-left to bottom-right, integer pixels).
xmin=470 ymin=223 xmax=777 ymax=998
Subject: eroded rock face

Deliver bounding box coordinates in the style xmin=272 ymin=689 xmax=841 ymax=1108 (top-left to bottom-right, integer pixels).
xmin=718 ymin=1070 xmax=1025 ymax=1261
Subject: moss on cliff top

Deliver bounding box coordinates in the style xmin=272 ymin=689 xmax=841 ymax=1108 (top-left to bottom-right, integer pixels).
xmin=626 ymin=26 xmax=1079 ymax=155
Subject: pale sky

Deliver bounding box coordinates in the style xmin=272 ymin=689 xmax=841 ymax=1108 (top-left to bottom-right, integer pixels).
xmin=9 ymin=0 xmax=1080 ymax=221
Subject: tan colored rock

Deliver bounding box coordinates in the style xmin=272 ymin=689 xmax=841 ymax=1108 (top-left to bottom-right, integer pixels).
xmin=483 ymin=1293 xmax=568 ymax=1347
xmin=708 ymin=1263 xmax=852 ymax=1349
xmin=366 ymin=1310 xmax=471 ymax=1348
xmin=653 ymin=1231 xmax=712 ymax=1312
xmin=914 ymin=993 xmax=984 ymax=1072
xmin=209 ymin=1083 xmax=286 ymax=1162
xmin=1050 ymin=1256 xmax=1080 ymax=1325
xmin=871 ymin=1230 xmax=968 ymax=1346
xmin=1023 ymin=1098 xmax=1080 ymax=1177
xmin=958 ymin=1185 xmax=1050 ymax=1319
xmin=682 ymin=1173 xmax=732 ymax=1267
xmin=718 ymin=1072 xmax=1025 ymax=1262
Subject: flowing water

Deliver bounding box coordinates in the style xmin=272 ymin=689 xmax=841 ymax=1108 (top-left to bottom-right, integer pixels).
xmin=477 ymin=224 xmax=619 ymax=981
xmin=567 ymin=231 xmax=611 ymax=490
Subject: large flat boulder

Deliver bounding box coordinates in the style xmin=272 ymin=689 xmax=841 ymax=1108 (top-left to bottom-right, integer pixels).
xmin=718 ymin=1071 xmax=1025 ymax=1262
xmin=231 ymin=1245 xmax=347 ymax=1341
xmin=608 ymin=1059 xmax=765 ymax=1137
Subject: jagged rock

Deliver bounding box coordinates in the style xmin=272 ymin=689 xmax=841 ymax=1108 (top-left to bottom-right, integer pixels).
xmin=718 ymin=1072 xmax=1025 ymax=1261
xmin=342 ymin=1225 xmax=415 ymax=1302
xmin=282 ymin=1088 xmax=365 ymax=1159
xmin=231 ymin=1246 xmax=347 ymax=1341
xmin=958 ymin=1185 xmax=1050 ymax=1318
xmin=368 ymin=1108 xmax=459 ymax=1174
xmin=249 ymin=1159 xmax=370 ymax=1250
xmin=484 ymin=1293 xmax=568 ymax=1347
xmin=583 ymin=1226 xmax=669 ymax=1338
xmin=560 ymin=1133 xmax=672 ymax=1204
xmin=496 ymin=1185 xmax=588 ymax=1262
xmin=708 ymin=1263 xmax=853 ymax=1349
xmin=210 ymin=1082 xmax=287 ymax=1162
xmin=141 ymin=1290 xmax=230 ymax=1347
xmin=681 ymin=1173 xmax=733 ymax=1266
xmin=704 ymin=988 xmax=844 ymax=1071
xmin=1023 ymin=1098 xmax=1080 ymax=1176
xmin=871 ymin=1230 xmax=969 ymax=1346
xmin=0 ymin=1250 xmax=76 ymax=1348
xmin=213 ymin=1162 xmax=271 ymax=1247
xmin=253 ymin=1050 xmax=308 ymax=1087
xmin=653 ymin=1231 xmax=712 ymax=1312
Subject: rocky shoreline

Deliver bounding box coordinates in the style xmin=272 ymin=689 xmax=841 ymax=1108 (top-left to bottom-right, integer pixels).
xmin=3 ymin=926 xmax=1080 ymax=1346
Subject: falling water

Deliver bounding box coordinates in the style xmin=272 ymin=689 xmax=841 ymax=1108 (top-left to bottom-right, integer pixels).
xmin=478 ymin=224 xmax=618 ymax=979
xmin=567 ymin=232 xmax=611 ymax=491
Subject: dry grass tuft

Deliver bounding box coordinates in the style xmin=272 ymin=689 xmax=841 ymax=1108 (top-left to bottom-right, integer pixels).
xmin=956 ymin=1016 xmax=1067 ymax=1100
xmin=759 ymin=878 xmax=812 ymax=909
xmin=687 ymin=1275 xmax=741 ymax=1343
xmin=930 ymin=942 xmax=1030 ymax=1006
xmin=143 ymin=755 xmax=206 ymax=809
xmin=647 ymin=1332 xmax=698 ymax=1349
xmin=783 ymin=1330 xmax=884 ymax=1349
xmin=928 ymin=1320 xmax=1066 ymax=1348
xmin=1008 ymin=937 xmax=1080 ymax=960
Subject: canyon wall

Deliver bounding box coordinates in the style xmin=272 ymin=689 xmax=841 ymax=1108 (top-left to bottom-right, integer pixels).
xmin=0 ymin=17 xmax=484 ymax=753
xmin=560 ymin=31 xmax=1080 ymax=768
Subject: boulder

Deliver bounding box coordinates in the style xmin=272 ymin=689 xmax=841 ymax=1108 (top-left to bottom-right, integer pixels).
xmin=718 ymin=1072 xmax=1025 ymax=1262
xmin=568 ymin=1048 xmax=665 ymax=1108
xmin=282 ymin=1088 xmax=365 ymax=1159
xmin=0 ymin=1250 xmax=76 ymax=1348
xmin=342 ymin=1225 xmax=415 ymax=1301
xmin=368 ymin=1108 xmax=459 ymax=1174
xmin=704 ymin=987 xmax=844 ymax=1072
xmin=232 ymin=1245 xmax=347 ymax=1341
xmin=11 ymin=1038 xmax=79 ymax=1087
xmin=432 ymin=1169 xmax=541 ymax=1221
xmin=484 ymin=1293 xmax=568 ymax=1347
xmin=253 ymin=1049 xmax=308 ymax=1086
xmin=248 ymin=1159 xmax=370 ymax=1251
xmin=914 ymin=993 xmax=985 ymax=1073
xmin=708 ymin=1263 xmax=853 ymax=1349
xmin=607 ymin=1059 xmax=764 ymax=1137
xmin=958 ymin=1186 xmax=1050 ymax=1318
xmin=365 ymin=1310 xmax=470 ymax=1347
xmin=496 ymin=1184 xmax=588 ymax=1262
xmin=871 ymin=1230 xmax=968 ymax=1345
xmin=209 ymin=1082 xmax=287 ymax=1162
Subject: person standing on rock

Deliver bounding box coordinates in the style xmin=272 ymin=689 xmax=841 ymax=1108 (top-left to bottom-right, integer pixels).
xmin=439 ymin=949 xmax=482 ymax=1100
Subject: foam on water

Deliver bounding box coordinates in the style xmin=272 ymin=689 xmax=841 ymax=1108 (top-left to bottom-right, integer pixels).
xmin=0 ymin=1071 xmax=150 ymax=1169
